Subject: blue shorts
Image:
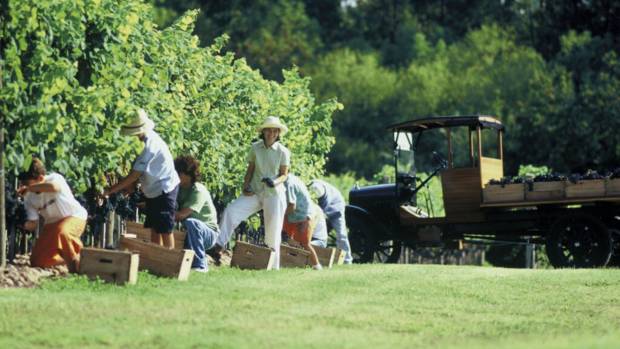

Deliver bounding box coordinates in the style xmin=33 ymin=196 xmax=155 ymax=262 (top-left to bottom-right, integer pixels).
xmin=143 ymin=185 xmax=179 ymax=234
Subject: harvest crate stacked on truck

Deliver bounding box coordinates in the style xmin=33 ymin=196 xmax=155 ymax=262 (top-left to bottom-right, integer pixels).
xmin=482 ymin=172 xmax=620 ymax=204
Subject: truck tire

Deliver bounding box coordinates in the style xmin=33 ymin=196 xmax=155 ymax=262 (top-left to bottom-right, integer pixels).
xmin=545 ymin=212 xmax=613 ymax=268
xmin=374 ymin=240 xmax=402 ymax=264
xmin=348 ymin=215 xmax=401 ymax=264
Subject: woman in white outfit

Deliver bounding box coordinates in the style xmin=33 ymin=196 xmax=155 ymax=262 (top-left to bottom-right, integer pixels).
xmin=215 ymin=116 xmax=290 ymax=269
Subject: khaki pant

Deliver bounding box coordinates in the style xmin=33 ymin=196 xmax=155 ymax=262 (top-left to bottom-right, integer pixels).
xmin=217 ymin=188 xmax=287 ymax=269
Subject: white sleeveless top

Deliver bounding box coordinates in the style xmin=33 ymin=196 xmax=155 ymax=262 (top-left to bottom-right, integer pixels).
xmin=24 ymin=173 xmax=88 ymax=224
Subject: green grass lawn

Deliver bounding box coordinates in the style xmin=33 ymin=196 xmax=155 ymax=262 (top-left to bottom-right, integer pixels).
xmin=1 ymin=264 xmax=619 ymax=349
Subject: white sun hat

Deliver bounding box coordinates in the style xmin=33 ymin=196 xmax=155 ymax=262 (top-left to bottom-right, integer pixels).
xmin=308 ymin=180 xmax=326 ymax=198
xmin=121 ymin=108 xmax=155 ymax=136
xmin=257 ymin=116 xmax=288 ymax=135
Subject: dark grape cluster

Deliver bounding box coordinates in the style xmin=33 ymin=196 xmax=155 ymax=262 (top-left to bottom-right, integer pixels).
xmin=531 ymin=173 xmax=566 ymax=182
xmin=568 ymin=170 xmax=606 ymax=184
xmin=79 ymin=190 xmax=145 ymax=225
xmin=114 ymin=191 xmax=144 ymax=219
xmin=488 ymin=177 xmax=525 ymax=186
xmin=489 ymin=169 xmax=614 ymax=186
xmin=609 ymin=168 xmax=620 ymax=179
xmin=5 ymin=183 xmax=27 ymax=227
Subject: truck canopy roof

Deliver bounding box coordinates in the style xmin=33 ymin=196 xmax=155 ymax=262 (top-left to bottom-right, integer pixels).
xmin=387 ymin=115 xmax=504 ymax=133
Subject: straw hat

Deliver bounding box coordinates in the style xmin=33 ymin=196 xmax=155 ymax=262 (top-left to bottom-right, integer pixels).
xmin=257 ymin=116 xmax=288 ymax=135
xmin=121 ymin=108 xmax=155 ymax=136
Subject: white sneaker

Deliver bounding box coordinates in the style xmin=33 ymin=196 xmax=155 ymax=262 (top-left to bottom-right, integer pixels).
xmin=192 ymin=267 xmax=208 ymax=273
xmin=312 ymin=264 xmax=323 ymax=270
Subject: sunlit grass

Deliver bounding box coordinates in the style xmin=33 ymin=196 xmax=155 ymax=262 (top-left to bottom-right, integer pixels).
xmin=1 ymin=264 xmax=619 ymax=349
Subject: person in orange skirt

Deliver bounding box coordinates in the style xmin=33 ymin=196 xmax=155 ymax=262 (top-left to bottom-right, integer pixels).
xmin=17 ymin=158 xmax=88 ymax=273
xmin=282 ymin=174 xmax=322 ymax=270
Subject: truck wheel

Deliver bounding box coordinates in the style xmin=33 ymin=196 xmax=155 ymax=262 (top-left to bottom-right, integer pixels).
xmin=374 ymin=240 xmax=402 ymax=263
xmin=348 ymin=216 xmax=375 ymax=263
xmin=348 ymin=216 xmax=401 ymax=263
xmin=545 ymin=213 xmax=613 ymax=268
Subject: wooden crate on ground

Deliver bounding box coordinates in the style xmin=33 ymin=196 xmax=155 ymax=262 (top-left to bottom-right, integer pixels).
xmin=125 ymin=221 xmax=186 ymax=250
xmin=230 ymin=241 xmax=275 ymax=270
xmin=606 ymin=178 xmax=620 ymax=196
xmin=525 ymin=181 xmax=565 ymax=201
xmin=333 ymin=249 xmax=346 ymax=265
xmin=482 ymin=183 xmax=524 ymax=203
xmin=118 ymin=237 xmax=194 ymax=281
xmin=312 ymin=246 xmax=336 ymax=268
xmin=280 ymin=244 xmax=310 ymax=268
xmin=79 ymin=248 xmax=139 ymax=285
xmin=565 ymin=179 xmax=605 ymax=198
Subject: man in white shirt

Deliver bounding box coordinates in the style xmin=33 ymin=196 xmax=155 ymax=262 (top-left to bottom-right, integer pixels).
xmin=18 ymin=158 xmax=88 ymax=272
xmin=104 ymin=108 xmax=180 ymax=248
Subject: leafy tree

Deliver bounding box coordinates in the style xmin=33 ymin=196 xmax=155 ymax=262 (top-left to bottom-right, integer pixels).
xmin=305 ymin=49 xmax=399 ymax=177
xmin=308 ymin=26 xmax=567 ymax=177
xmin=0 ymin=0 xmax=338 ymax=205
xmin=545 ymin=33 xmax=620 ymax=173
xmin=434 ymin=25 xmax=570 ymax=174
xmin=152 ymin=0 xmax=324 ymax=81
xmin=512 ymin=0 xmax=620 ymax=59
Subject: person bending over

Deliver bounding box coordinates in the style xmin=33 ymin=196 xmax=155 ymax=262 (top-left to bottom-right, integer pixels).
xmin=282 ymin=174 xmax=323 ymax=270
xmin=18 ymin=158 xmax=88 ymax=273
xmin=309 ymin=179 xmax=353 ymax=264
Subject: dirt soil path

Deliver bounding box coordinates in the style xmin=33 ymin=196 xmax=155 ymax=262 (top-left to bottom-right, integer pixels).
xmin=1 ymin=255 xmax=69 ymax=289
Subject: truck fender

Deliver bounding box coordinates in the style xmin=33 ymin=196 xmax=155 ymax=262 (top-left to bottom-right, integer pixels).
xmin=345 ymin=204 xmax=372 ymax=221
xmin=345 ymin=205 xmax=391 ymax=238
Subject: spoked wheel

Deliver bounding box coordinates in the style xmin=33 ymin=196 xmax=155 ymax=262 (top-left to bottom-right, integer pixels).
xmin=348 ymin=216 xmax=401 ymax=264
xmin=545 ymin=213 xmax=613 ymax=268
xmin=373 ymin=240 xmax=402 ymax=263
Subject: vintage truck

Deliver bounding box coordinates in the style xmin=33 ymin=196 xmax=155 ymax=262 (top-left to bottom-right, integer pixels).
xmin=345 ymin=115 xmax=620 ymax=268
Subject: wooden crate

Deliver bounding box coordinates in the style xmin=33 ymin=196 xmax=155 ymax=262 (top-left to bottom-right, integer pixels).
xmin=119 ymin=237 xmax=194 ymax=281
xmin=333 ymin=249 xmax=346 ymax=265
xmin=525 ymin=181 xmax=565 ymax=201
xmin=482 ymin=183 xmax=524 ymax=203
xmin=565 ymin=179 xmax=605 ymax=198
xmin=312 ymin=246 xmax=336 ymax=268
xmin=79 ymin=248 xmax=139 ymax=285
xmin=606 ymin=178 xmax=620 ymax=196
xmin=230 ymin=241 xmax=275 ymax=270
xmin=280 ymin=244 xmax=310 ymax=268
xmin=125 ymin=221 xmax=186 ymax=250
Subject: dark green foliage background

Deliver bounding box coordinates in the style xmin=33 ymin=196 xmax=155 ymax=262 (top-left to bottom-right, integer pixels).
xmin=147 ymin=0 xmax=620 ymax=178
